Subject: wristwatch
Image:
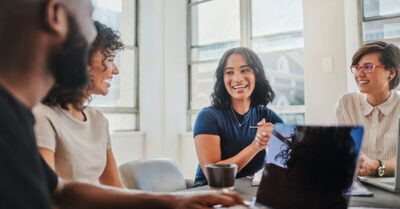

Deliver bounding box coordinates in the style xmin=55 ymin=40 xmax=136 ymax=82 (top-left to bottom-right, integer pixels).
xmin=377 ymin=160 xmax=386 ymax=177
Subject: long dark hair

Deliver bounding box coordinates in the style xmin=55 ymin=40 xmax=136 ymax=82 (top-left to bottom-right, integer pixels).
xmin=211 ymin=47 xmax=275 ymax=109
xmin=42 ymin=21 xmax=124 ymax=110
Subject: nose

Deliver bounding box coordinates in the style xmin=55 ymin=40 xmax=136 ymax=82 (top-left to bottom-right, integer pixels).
xmin=112 ymin=64 xmax=119 ymax=75
xmin=356 ymin=68 xmax=365 ymax=77
xmin=233 ymin=72 xmax=244 ymax=82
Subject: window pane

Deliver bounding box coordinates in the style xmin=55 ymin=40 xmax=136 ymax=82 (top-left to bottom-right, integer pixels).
xmin=104 ymin=113 xmax=136 ymax=131
xmin=191 ymin=41 xmax=240 ymax=62
xmin=251 ymin=0 xmax=303 ymax=52
xmin=363 ymin=17 xmax=400 ymax=41
xmin=190 ymin=0 xmax=240 ymax=47
xmin=92 ymin=0 xmax=122 ymax=30
xmin=259 ymin=50 xmax=305 ymax=106
xmin=91 ymin=0 xmax=137 ymax=108
xmin=191 ymin=62 xmax=218 ymax=109
xmin=190 ymin=113 xmax=198 ymax=131
xmin=252 ymin=32 xmax=303 ymax=53
xmin=278 ymin=112 xmax=305 ymax=124
xmin=121 ymin=0 xmax=136 ymax=46
xmin=91 ymin=49 xmax=137 ymax=107
xmin=363 ymin=0 xmax=400 ymax=18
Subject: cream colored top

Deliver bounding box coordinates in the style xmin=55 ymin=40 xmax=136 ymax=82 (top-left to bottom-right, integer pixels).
xmin=336 ymin=90 xmax=399 ymax=160
xmin=33 ymin=103 xmax=111 ymax=184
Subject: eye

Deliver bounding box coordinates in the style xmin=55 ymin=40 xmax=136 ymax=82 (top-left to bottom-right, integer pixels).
xmin=225 ymin=70 xmax=233 ymax=75
xmin=241 ymin=68 xmax=251 ymax=73
xmin=364 ymin=64 xmax=374 ymax=70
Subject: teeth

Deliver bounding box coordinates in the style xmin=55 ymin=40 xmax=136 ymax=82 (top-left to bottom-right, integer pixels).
xmin=358 ymin=80 xmax=369 ymax=84
xmin=233 ymin=84 xmax=247 ymax=89
xmin=104 ymin=79 xmax=112 ymax=84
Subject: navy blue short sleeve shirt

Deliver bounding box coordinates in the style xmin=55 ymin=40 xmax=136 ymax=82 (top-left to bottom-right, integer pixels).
xmin=194 ymin=106 xmax=283 ymax=185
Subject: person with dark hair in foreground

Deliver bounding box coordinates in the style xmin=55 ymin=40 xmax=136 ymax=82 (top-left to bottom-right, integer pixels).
xmin=34 ymin=20 xmax=125 ymax=188
xmin=0 ymin=0 xmax=243 ymax=208
xmin=193 ymin=47 xmax=283 ymax=187
xmin=336 ymin=41 xmax=400 ymax=177
xmin=257 ymin=126 xmax=356 ymax=209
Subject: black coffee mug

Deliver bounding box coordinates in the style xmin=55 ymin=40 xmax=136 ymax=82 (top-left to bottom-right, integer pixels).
xmin=205 ymin=164 xmax=237 ymax=190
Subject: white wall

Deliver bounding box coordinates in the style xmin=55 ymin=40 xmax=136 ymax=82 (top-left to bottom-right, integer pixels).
xmin=139 ymin=0 xmax=188 ymax=161
xmin=303 ymin=0 xmax=359 ymax=124
xmin=111 ymin=131 xmax=145 ymax=165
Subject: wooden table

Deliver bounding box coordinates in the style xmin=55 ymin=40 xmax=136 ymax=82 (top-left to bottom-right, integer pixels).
xmin=186 ymin=177 xmax=400 ymax=208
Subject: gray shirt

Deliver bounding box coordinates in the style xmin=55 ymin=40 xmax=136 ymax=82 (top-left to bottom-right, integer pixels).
xmin=33 ymin=103 xmax=111 ymax=184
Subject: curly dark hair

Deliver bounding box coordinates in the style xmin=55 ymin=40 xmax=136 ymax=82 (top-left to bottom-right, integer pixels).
xmin=43 ymin=20 xmax=124 ymax=110
xmin=211 ymin=47 xmax=275 ymax=109
xmin=275 ymin=126 xmax=357 ymax=193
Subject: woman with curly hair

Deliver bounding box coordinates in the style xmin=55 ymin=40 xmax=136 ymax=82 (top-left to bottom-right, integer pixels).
xmin=33 ymin=21 xmax=124 ymax=187
xmin=193 ymin=47 xmax=283 ymax=187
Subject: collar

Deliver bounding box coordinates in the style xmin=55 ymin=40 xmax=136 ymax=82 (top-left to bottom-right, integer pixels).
xmin=362 ymin=90 xmax=397 ymax=116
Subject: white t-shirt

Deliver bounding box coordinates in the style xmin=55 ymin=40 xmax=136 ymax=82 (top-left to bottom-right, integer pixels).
xmin=33 ymin=103 xmax=111 ymax=184
xmin=336 ymin=90 xmax=400 ymax=160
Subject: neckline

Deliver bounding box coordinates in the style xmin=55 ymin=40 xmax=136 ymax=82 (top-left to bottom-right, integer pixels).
xmin=58 ymin=105 xmax=89 ymax=125
xmin=231 ymin=106 xmax=252 ymax=127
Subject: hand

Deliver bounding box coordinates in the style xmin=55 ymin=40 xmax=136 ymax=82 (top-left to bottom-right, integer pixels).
xmin=357 ymin=153 xmax=379 ymax=176
xmin=252 ymin=119 xmax=273 ymax=151
xmin=174 ymin=192 xmax=244 ymax=209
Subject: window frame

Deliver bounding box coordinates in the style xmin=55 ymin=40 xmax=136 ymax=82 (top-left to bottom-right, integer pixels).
xmin=358 ymin=0 xmax=400 ymax=45
xmin=187 ymin=0 xmax=305 ymax=130
xmin=91 ymin=0 xmax=140 ymax=131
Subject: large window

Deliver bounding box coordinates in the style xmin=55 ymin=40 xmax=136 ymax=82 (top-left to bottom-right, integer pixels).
xmin=188 ymin=0 xmax=305 ymax=130
xmin=361 ymin=0 xmax=400 ymax=45
xmin=92 ymin=0 xmax=139 ymax=131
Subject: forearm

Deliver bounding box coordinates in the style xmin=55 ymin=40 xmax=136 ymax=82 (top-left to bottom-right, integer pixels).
xmin=53 ymin=181 xmax=175 ymax=209
xmin=383 ymin=159 xmax=396 ymax=176
xmin=215 ymin=145 xmax=259 ymax=172
xmin=99 ymin=176 xmax=124 ymax=188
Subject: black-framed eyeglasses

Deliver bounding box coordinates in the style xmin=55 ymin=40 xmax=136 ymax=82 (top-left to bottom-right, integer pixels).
xmin=350 ymin=64 xmax=385 ymax=74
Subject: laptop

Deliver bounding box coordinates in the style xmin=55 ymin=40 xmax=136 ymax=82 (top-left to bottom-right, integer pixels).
xmin=253 ymin=124 xmax=364 ymax=209
xmin=358 ymin=120 xmax=400 ymax=193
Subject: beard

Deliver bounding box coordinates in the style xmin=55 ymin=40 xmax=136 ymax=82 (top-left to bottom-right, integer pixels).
xmin=48 ymin=14 xmax=90 ymax=89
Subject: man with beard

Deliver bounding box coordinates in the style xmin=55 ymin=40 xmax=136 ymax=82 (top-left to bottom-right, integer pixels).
xmin=0 ymin=0 xmax=244 ymax=208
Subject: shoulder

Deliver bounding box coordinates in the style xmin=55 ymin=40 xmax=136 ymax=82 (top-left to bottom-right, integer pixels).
xmin=194 ymin=106 xmax=222 ymax=136
xmin=197 ymin=106 xmax=223 ymax=119
xmin=256 ymin=106 xmax=283 ymax=123
xmin=336 ymin=92 xmax=363 ymax=112
xmin=338 ymin=92 xmax=362 ymax=105
xmin=85 ymin=106 xmax=108 ymax=123
xmin=33 ymin=103 xmax=59 ymax=120
xmin=393 ymin=90 xmax=400 ymax=102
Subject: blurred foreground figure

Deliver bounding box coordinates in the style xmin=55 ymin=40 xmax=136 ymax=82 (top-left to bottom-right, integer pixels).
xmin=0 ymin=0 xmax=243 ymax=208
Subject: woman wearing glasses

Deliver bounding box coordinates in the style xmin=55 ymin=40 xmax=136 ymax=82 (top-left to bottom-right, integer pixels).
xmin=336 ymin=41 xmax=400 ymax=177
xmin=193 ymin=47 xmax=283 ymax=187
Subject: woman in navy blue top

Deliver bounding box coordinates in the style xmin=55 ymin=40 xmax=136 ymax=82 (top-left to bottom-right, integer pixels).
xmin=193 ymin=47 xmax=283 ymax=187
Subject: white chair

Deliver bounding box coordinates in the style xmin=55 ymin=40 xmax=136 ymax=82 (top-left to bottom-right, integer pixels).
xmin=119 ymin=158 xmax=193 ymax=192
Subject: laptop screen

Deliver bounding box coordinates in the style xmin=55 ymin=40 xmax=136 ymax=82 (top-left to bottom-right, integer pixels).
xmin=255 ymin=124 xmax=364 ymax=209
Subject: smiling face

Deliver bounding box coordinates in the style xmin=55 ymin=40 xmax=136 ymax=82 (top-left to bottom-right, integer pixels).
xmin=223 ymin=54 xmax=256 ymax=103
xmin=87 ymin=50 xmax=119 ymax=96
xmin=354 ymin=52 xmax=393 ymax=96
